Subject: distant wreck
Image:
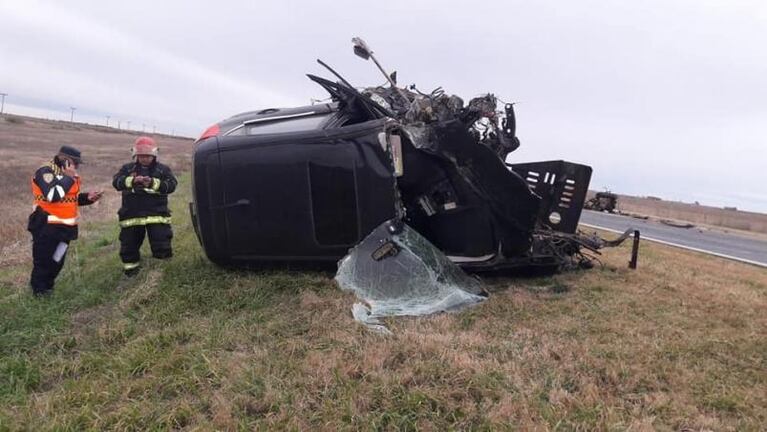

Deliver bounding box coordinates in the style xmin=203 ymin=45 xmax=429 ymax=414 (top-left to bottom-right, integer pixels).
xmin=190 ymin=37 xmax=635 ymax=330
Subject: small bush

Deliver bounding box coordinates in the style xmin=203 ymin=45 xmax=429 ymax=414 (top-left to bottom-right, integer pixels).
xmin=4 ymin=116 xmax=24 ymax=125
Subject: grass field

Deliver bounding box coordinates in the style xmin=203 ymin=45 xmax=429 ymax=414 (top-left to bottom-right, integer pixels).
xmin=1 ymin=179 xmax=766 ymax=431
xmin=1 ymin=116 xmax=766 ymax=430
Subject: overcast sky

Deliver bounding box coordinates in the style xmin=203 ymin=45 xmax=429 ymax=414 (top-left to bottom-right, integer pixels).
xmin=1 ymin=0 xmax=766 ymax=212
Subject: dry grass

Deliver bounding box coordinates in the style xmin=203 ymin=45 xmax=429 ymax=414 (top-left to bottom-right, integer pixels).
xmin=0 ymin=114 xmax=194 ymax=267
xmin=0 ymin=119 xmax=765 ymax=429
xmin=0 ymin=180 xmax=764 ymax=429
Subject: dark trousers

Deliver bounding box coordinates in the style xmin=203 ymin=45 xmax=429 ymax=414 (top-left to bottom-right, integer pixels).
xmin=119 ymin=223 xmax=173 ymax=270
xmin=30 ymin=225 xmax=70 ymax=295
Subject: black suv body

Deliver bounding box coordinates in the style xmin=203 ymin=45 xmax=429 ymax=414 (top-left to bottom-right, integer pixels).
xmin=191 ymin=67 xmax=595 ymax=272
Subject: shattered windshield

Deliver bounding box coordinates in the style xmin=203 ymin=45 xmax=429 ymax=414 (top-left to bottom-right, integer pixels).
xmin=336 ymin=220 xmax=487 ymax=333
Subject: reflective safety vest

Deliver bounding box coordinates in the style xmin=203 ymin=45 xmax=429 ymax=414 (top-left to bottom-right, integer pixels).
xmin=31 ymin=175 xmax=81 ymax=226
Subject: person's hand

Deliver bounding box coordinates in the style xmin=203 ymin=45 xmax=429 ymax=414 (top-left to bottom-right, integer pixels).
xmin=134 ymin=176 xmax=151 ymax=186
xmin=88 ymin=190 xmax=104 ymax=202
xmin=63 ymin=159 xmax=77 ymax=178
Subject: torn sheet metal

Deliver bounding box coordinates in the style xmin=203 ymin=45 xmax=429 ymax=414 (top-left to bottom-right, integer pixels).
xmin=397 ymin=121 xmax=540 ymax=258
xmin=336 ymin=219 xmax=487 ymax=332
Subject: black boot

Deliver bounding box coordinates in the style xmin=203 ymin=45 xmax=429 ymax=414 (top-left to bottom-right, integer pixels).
xmin=32 ymin=288 xmax=53 ymax=298
xmin=152 ymin=250 xmax=173 ymax=259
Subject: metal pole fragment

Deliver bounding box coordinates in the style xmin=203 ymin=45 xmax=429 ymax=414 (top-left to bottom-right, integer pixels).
xmin=629 ymin=230 xmax=640 ymax=269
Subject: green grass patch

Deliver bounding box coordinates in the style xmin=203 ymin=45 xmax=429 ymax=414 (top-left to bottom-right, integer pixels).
xmin=0 ymin=175 xmax=766 ymax=430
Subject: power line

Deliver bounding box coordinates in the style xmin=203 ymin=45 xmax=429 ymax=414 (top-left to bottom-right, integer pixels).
xmin=0 ymin=94 xmax=175 ymax=135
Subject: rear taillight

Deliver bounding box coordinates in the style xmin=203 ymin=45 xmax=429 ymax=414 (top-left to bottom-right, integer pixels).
xmin=196 ymin=124 xmax=220 ymax=142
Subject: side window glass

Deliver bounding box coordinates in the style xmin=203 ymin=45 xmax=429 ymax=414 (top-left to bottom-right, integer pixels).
xmin=226 ymin=114 xmax=332 ymax=136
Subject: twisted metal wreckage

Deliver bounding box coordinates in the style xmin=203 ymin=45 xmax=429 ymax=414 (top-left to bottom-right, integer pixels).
xmin=190 ymin=38 xmax=637 ymax=331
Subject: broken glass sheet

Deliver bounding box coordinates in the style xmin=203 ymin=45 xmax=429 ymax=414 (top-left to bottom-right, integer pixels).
xmin=336 ymin=220 xmax=487 ymax=332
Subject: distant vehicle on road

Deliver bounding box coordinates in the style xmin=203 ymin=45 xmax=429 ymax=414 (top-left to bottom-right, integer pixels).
xmin=585 ymin=191 xmax=618 ymax=213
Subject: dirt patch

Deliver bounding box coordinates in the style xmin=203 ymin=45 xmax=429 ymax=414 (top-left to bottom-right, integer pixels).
xmin=118 ymin=269 xmax=162 ymax=309
xmin=69 ymin=269 xmax=163 ymax=346
xmin=70 ymin=302 xmax=114 ymax=343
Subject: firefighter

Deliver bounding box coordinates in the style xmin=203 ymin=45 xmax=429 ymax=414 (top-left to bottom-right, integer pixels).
xmin=29 ymin=145 xmax=104 ymax=296
xmin=112 ymin=137 xmax=177 ymax=276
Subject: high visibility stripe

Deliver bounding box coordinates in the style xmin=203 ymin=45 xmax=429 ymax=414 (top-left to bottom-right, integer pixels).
xmin=34 ymin=195 xmax=77 ymax=203
xmin=119 ymin=215 xmax=172 ymax=228
xmin=31 ymin=170 xmax=80 ymax=222
xmin=151 ymin=178 xmax=161 ymax=191
xmin=47 ymin=215 xmax=78 ymax=225
xmin=123 ymin=262 xmax=140 ymax=270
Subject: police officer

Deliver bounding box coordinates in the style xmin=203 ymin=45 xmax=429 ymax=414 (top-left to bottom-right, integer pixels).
xmin=112 ymin=137 xmax=177 ymax=276
xmin=29 ymin=145 xmax=103 ymax=296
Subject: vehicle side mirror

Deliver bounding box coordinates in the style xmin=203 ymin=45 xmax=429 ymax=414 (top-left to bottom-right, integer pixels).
xmin=352 ymin=37 xmax=371 ymax=60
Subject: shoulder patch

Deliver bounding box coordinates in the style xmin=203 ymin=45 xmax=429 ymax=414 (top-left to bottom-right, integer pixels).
xmin=42 ymin=173 xmax=54 ymax=183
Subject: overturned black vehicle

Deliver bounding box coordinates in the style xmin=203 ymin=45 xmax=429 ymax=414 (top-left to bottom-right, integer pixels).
xmin=190 ymin=41 xmax=624 ymax=271
xmin=191 ymin=38 xmax=631 ymax=328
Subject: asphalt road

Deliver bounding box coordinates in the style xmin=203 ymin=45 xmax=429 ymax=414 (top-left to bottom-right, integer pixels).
xmin=579 ymin=210 xmax=767 ymax=268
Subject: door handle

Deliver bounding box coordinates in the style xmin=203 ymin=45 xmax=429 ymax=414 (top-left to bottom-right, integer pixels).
xmin=214 ymin=199 xmax=251 ymax=210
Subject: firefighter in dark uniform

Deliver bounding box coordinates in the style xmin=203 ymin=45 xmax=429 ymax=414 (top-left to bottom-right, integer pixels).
xmin=29 ymin=146 xmax=104 ymax=296
xmin=112 ymin=137 xmax=177 ymax=276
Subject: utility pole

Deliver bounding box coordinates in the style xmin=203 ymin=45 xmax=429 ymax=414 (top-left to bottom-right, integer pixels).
xmin=117 ymin=120 xmax=121 ymax=129
xmin=69 ymin=107 xmax=76 ymax=122
xmin=0 ymin=93 xmax=7 ymax=115
xmin=106 ymin=115 xmax=111 ymax=127
xmin=126 ymin=120 xmax=131 ymax=130
xmin=152 ymin=125 xmax=156 ymax=134
xmin=142 ymin=123 xmax=146 ymax=133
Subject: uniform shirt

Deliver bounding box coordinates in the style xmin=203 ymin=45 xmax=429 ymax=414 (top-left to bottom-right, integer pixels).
xmin=112 ymin=160 xmax=177 ymax=221
xmin=31 ymin=160 xmax=94 ymax=240
xmin=33 ymin=161 xmax=91 ymax=206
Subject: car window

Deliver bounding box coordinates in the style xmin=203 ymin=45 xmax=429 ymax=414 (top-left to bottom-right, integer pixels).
xmin=227 ymin=113 xmax=333 ymax=136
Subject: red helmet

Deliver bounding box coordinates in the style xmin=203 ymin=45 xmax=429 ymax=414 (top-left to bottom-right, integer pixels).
xmin=132 ymin=136 xmax=158 ymax=158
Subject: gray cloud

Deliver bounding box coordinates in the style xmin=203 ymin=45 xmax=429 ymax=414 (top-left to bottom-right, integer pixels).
xmin=1 ymin=0 xmax=765 ymax=211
